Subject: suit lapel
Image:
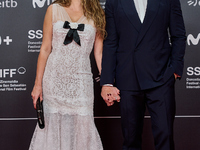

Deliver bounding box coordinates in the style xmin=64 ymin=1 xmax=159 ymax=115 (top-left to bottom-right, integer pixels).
xmin=136 ymin=0 xmax=161 ymax=46
xmin=121 ymin=0 xmax=142 ymax=32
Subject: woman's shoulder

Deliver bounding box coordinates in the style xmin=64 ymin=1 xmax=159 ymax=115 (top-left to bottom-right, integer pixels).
xmin=44 ymin=4 xmax=53 ymax=16
xmin=46 ymin=3 xmax=53 ymax=12
xmin=47 ymin=3 xmax=63 ymax=14
xmin=45 ymin=3 xmax=60 ymax=20
xmin=50 ymin=2 xmax=62 ymax=10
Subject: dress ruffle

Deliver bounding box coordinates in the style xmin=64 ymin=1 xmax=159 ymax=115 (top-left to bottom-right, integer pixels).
xmin=29 ymin=113 xmax=103 ymax=150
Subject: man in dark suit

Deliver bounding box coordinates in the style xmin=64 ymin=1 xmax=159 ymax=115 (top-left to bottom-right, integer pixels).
xmin=100 ymin=0 xmax=186 ymax=149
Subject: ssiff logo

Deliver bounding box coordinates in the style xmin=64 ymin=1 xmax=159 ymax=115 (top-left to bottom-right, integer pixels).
xmin=187 ymin=33 xmax=200 ymax=46
xmin=28 ymin=30 xmax=43 ymax=39
xmin=0 ymin=36 xmax=12 ymax=45
xmin=32 ymin=0 xmax=54 ymax=8
xmin=188 ymin=0 xmax=200 ymax=6
xmin=187 ymin=67 xmax=200 ymax=76
xmin=0 ymin=67 xmax=26 ymax=78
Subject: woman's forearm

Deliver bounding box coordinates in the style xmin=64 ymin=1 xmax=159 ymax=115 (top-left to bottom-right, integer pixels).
xmin=94 ymin=35 xmax=103 ymax=74
xmin=34 ymin=48 xmax=51 ymax=87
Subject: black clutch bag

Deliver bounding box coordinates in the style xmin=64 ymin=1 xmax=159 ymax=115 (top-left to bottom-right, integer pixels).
xmin=36 ymin=98 xmax=45 ymax=129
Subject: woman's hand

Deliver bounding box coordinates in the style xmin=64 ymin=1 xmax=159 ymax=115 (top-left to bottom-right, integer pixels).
xmin=31 ymin=85 xmax=43 ymax=109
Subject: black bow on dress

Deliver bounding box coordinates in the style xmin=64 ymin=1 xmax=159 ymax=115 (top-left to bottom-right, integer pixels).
xmin=63 ymin=21 xmax=85 ymax=46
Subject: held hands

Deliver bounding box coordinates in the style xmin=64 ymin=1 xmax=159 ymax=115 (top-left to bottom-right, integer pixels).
xmin=31 ymin=85 xmax=43 ymax=109
xmin=101 ymin=86 xmax=120 ymax=106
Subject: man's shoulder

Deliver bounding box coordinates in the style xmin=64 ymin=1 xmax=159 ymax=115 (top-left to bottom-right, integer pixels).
xmin=106 ymin=0 xmax=119 ymax=6
xmin=105 ymin=0 xmax=119 ymax=10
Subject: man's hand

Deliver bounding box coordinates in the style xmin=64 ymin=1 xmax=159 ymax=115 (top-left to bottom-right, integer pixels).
xmin=174 ymin=73 xmax=180 ymax=80
xmin=101 ymin=86 xmax=120 ymax=106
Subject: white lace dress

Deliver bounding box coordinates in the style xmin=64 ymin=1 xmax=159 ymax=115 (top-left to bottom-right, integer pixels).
xmin=29 ymin=4 xmax=103 ymax=150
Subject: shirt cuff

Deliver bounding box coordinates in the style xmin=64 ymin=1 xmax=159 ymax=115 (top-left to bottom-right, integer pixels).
xmin=102 ymin=84 xmax=113 ymax=87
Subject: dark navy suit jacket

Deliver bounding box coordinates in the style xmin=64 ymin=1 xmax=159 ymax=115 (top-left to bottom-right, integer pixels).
xmin=100 ymin=0 xmax=186 ymax=90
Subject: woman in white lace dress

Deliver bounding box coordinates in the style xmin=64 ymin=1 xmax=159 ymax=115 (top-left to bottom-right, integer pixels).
xmin=29 ymin=0 xmax=105 ymax=149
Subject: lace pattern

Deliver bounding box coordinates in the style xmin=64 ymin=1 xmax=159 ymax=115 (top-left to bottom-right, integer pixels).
xmin=43 ymin=3 xmax=96 ymax=116
xmin=29 ymin=114 xmax=103 ymax=150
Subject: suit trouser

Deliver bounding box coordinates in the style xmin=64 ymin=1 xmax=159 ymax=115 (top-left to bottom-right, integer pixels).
xmin=120 ymin=75 xmax=176 ymax=150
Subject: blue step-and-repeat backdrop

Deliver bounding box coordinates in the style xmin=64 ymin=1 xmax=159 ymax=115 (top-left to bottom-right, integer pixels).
xmin=0 ymin=0 xmax=200 ymax=149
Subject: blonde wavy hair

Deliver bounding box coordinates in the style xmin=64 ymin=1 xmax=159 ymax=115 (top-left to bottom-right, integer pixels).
xmin=53 ymin=0 xmax=106 ymax=38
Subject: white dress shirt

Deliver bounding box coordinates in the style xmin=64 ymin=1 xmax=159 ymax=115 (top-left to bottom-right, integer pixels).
xmin=133 ymin=0 xmax=148 ymax=23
